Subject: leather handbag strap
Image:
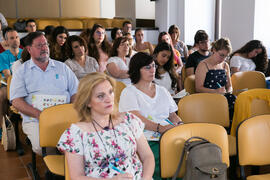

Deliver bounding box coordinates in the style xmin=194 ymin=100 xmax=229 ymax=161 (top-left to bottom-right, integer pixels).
xmin=172 ymin=143 xmax=186 ymax=180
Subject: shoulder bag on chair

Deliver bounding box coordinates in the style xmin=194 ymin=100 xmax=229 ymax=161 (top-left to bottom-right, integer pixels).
xmin=2 ymin=115 xmax=16 ymax=151
xmin=172 ymin=136 xmax=227 ymax=180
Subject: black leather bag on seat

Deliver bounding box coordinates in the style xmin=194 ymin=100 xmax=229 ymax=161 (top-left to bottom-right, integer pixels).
xmin=172 ymin=136 xmax=227 ymax=180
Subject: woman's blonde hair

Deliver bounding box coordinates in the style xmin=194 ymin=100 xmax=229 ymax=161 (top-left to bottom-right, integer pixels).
xmin=73 ymin=72 xmax=116 ymax=122
xmin=211 ymin=37 xmax=232 ymax=54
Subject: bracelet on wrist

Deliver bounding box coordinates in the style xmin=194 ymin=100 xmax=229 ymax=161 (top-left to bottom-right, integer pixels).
xmin=177 ymin=121 xmax=184 ymax=125
xmin=156 ymin=123 xmax=160 ymax=133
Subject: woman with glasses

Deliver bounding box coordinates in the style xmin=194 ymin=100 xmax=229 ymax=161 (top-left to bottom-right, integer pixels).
xmin=229 ymin=40 xmax=268 ymax=74
xmin=154 ymin=42 xmax=181 ymax=95
xmin=107 ymin=36 xmax=131 ymax=85
xmin=195 ymin=38 xmax=235 ymax=119
xmin=119 ymin=52 xmax=183 ymax=180
xmin=65 ymin=35 xmax=100 ymax=80
xmin=88 ymin=24 xmax=112 ymax=72
xmin=49 ymin=26 xmax=69 ymax=62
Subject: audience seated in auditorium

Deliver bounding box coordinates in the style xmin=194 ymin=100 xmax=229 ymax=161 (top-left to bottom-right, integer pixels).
xmin=88 ymin=24 xmax=111 ymax=72
xmin=133 ymin=28 xmax=154 ymax=55
xmin=195 ymin=37 xmax=235 ymax=119
xmin=122 ymin=20 xmax=132 ymax=36
xmin=57 ymin=72 xmax=154 ymax=179
xmin=0 ymin=28 xmax=22 ymax=79
xmin=1 ymin=27 xmax=16 ymax=53
xmin=229 ymin=40 xmax=268 ymax=75
xmin=154 ymin=42 xmax=181 ymax=95
xmin=126 ymin=32 xmax=137 ymax=57
xmin=20 ymin=19 xmax=37 ymax=47
xmin=79 ymin=28 xmax=91 ymax=45
xmin=168 ymin=24 xmax=189 ymax=62
xmin=119 ymin=52 xmax=183 ymax=180
xmin=49 ymin=26 xmax=69 ymax=62
xmin=10 ymin=32 xmax=78 ymax=155
xmin=44 ymin=25 xmax=55 ymax=41
xmin=0 ymin=28 xmax=22 ymax=133
xmin=186 ymin=30 xmax=210 ymax=77
xmin=65 ymin=35 xmax=99 ymax=80
xmin=158 ymin=31 xmax=183 ymax=73
xmin=110 ymin=27 xmax=123 ymax=43
xmin=107 ymin=36 xmax=131 ymax=85
xmin=11 ymin=48 xmax=30 ymax=73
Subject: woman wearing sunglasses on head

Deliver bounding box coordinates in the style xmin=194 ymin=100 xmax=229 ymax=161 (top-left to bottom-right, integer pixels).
xmin=195 ymin=37 xmax=235 ymax=119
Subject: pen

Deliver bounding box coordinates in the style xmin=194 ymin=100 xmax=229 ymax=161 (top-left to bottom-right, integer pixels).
xmin=216 ymin=82 xmax=222 ymax=88
xmin=109 ymin=163 xmax=125 ymax=174
xmin=165 ymin=119 xmax=175 ymax=126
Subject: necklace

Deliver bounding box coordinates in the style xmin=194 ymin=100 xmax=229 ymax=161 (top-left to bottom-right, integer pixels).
xmin=92 ymin=115 xmax=112 ymax=131
xmin=91 ymin=116 xmax=127 ymax=173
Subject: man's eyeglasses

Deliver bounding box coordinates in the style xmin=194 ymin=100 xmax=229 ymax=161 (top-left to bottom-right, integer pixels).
xmin=143 ymin=64 xmax=157 ymax=70
xmin=32 ymin=43 xmax=49 ymax=49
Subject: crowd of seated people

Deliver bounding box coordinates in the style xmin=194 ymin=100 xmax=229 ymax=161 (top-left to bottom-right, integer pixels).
xmin=1 ymin=16 xmax=270 ymax=179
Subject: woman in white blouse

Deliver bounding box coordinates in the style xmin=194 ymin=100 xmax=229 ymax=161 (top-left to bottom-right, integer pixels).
xmin=65 ymin=35 xmax=100 ymax=80
xmin=119 ymin=52 xmax=183 ymax=180
xmin=229 ymin=40 xmax=268 ymax=74
xmin=107 ymin=36 xmax=131 ymax=85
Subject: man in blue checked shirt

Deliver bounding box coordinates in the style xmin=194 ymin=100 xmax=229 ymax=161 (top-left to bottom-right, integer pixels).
xmin=10 ymin=31 xmax=79 ymax=155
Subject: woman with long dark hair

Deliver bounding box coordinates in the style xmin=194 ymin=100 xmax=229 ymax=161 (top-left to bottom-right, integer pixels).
xmin=49 ymin=26 xmax=69 ymax=62
xmin=230 ymin=40 xmax=268 ymax=74
xmin=88 ymin=24 xmax=112 ymax=72
xmin=154 ymin=42 xmax=180 ymax=95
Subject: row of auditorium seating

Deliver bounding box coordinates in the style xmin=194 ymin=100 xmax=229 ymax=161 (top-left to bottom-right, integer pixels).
xmin=184 ymin=71 xmax=266 ymax=96
xmin=6 ymin=17 xmax=131 ymax=30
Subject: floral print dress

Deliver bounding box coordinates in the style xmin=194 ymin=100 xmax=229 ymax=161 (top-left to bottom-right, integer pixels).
xmin=57 ymin=113 xmax=145 ymax=179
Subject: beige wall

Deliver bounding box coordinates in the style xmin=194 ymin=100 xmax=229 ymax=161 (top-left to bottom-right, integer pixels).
xmin=115 ymin=0 xmax=136 ymax=26
xmin=0 ymin=0 xmax=100 ymax=18
xmin=18 ymin=0 xmax=59 ymax=18
xmin=0 ymin=0 xmax=16 ymax=18
xmin=62 ymin=0 xmax=100 ymax=18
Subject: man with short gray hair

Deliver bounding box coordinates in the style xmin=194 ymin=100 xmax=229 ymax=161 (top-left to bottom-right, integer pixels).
xmin=10 ymin=31 xmax=79 ymax=155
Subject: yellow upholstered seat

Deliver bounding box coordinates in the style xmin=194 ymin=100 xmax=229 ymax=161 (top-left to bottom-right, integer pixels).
xmin=60 ymin=19 xmax=84 ymax=29
xmin=36 ymin=19 xmax=61 ymax=30
xmin=6 ymin=18 xmax=17 ymax=28
xmin=230 ymin=88 xmax=270 ymax=136
xmin=44 ymin=155 xmax=65 ymax=176
xmin=184 ymin=74 xmax=195 ymax=94
xmin=111 ymin=18 xmax=127 ymax=28
xmin=84 ymin=18 xmax=112 ymax=29
xmin=237 ymin=115 xmax=270 ymax=180
xmin=247 ymin=174 xmax=270 ymax=180
xmin=178 ymin=93 xmax=236 ymax=156
xmin=114 ymin=81 xmax=126 ymax=111
xmin=65 ymin=156 xmax=70 ymax=180
xmin=39 ymin=104 xmax=79 ymax=176
xmin=231 ymin=71 xmax=266 ymax=96
xmin=160 ymin=123 xmax=229 ymax=178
